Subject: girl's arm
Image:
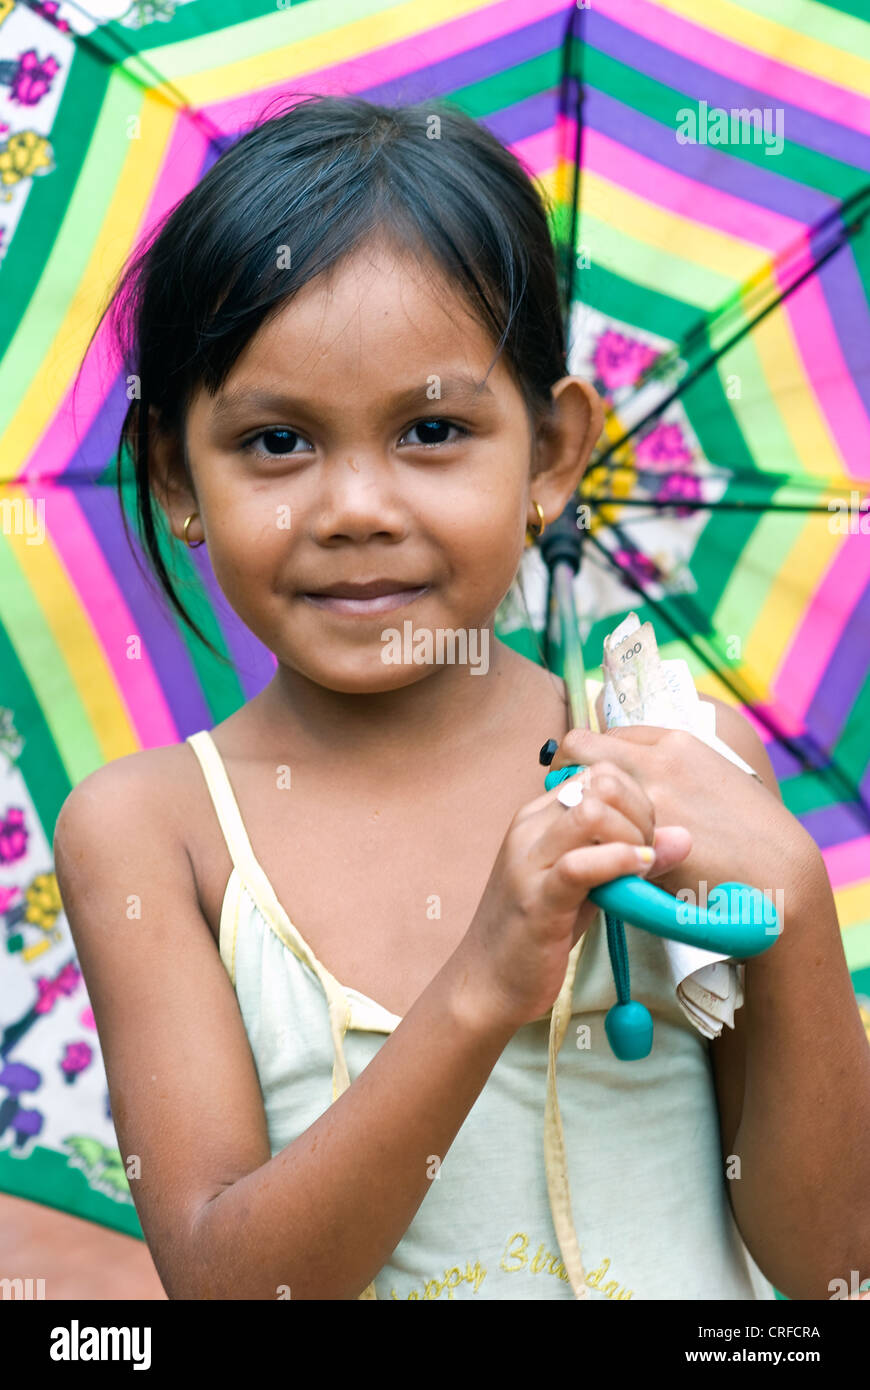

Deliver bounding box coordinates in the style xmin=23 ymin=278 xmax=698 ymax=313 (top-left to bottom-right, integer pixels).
xmin=53 ymin=755 xmax=519 ymax=1301
xmin=705 ymin=698 xmax=870 ymax=1300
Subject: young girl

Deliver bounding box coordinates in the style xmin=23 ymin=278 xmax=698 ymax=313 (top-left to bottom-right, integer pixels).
xmin=54 ymin=95 xmax=869 ymax=1302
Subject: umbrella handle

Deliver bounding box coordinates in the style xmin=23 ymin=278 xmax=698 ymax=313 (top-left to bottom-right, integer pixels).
xmin=544 ymin=766 xmax=780 ymax=958
xmin=588 ymin=877 xmax=779 ymax=958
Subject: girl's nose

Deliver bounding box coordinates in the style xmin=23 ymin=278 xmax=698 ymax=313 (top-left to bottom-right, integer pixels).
xmin=314 ymin=456 xmax=408 ymax=543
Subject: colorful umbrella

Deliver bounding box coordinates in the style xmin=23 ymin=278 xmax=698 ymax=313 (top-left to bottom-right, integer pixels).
xmin=1 ymin=0 xmax=868 ymax=1271
xmin=0 ymin=0 xmax=587 ymax=1238
xmin=504 ymin=0 xmax=870 ymax=1162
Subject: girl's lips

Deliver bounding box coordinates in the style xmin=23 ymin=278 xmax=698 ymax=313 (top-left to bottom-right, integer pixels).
xmin=301 ymin=585 xmax=430 ymax=616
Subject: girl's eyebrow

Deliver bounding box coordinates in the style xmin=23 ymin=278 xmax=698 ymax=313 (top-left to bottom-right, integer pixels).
xmin=211 ymin=374 xmax=496 ymax=424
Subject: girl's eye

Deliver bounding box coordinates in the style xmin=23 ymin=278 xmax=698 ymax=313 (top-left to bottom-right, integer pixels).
xmin=243 ymin=428 xmax=312 ymax=457
xmin=401 ymin=419 xmax=468 ymax=448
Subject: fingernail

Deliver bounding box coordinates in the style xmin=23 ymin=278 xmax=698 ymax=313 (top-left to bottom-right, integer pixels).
xmin=635 ymin=846 xmax=656 ymax=869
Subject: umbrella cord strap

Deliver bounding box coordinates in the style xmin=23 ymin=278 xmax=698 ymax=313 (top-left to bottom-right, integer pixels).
xmin=605 ymin=911 xmax=631 ymax=1004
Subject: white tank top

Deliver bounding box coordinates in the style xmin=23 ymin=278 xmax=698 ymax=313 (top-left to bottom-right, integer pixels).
xmin=185 ymin=680 xmax=777 ymax=1302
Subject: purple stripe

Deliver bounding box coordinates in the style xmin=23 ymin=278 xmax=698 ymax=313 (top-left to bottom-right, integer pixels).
xmin=355 ymin=8 xmax=569 ymax=109
xmin=585 ymin=86 xmax=833 ymax=225
xmin=805 ymin=575 xmax=870 ymax=746
xmin=586 ymin=10 xmax=870 ymax=173
xmin=65 ymin=375 xmax=214 ymax=741
xmin=766 ymin=737 xmax=817 ymax=783
xmin=813 ymin=243 xmax=870 ymax=424
xmin=73 ymin=372 xmax=274 ymax=710
xmin=189 ymin=548 xmax=277 ymax=701
xmin=800 ymin=800 xmax=870 ymax=849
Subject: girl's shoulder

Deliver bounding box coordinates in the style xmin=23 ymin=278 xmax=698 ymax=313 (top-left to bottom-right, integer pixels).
xmin=53 ymin=738 xmax=205 ymax=894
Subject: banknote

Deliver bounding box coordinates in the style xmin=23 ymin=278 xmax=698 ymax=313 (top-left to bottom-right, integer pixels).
xmin=599 ymin=612 xmax=747 ymax=1038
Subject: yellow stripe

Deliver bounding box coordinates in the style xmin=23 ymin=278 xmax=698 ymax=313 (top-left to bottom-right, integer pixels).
xmin=657 ymin=0 xmax=870 ymax=98
xmin=839 ymin=883 xmax=870 ymax=933
xmin=750 ymin=301 xmax=843 ymax=475
xmin=579 ymin=170 xmax=763 ymax=284
xmin=740 ymin=526 xmax=839 ymax=688
xmin=177 ymin=0 xmax=488 ymax=107
xmin=716 ymin=296 xmax=843 ymax=682
xmin=1 ymin=94 xmax=175 ymax=482
xmin=3 ymin=488 xmax=138 ymax=768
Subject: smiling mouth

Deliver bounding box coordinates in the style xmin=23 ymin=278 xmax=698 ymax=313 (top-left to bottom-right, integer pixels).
xmin=300 ymin=585 xmax=430 ymax=616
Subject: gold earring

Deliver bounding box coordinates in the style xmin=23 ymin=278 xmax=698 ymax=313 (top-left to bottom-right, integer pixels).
xmin=183 ymin=513 xmax=205 ymax=549
xmin=526 ymin=500 xmax=546 ymax=543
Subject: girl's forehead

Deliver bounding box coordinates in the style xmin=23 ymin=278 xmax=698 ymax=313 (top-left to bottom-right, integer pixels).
xmin=213 ymin=252 xmax=510 ymax=396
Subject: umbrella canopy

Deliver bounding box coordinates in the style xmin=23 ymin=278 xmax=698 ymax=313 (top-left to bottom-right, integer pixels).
xmin=1 ymin=0 xmax=868 ymax=1253
xmin=503 ymin=0 xmax=870 ymax=1004
xmin=0 ymin=0 xmax=579 ymax=1236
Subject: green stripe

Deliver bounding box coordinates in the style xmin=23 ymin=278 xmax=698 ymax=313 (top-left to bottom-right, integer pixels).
xmin=101 ymin=0 xmax=307 ymax=61
xmin=0 ymin=75 xmax=146 ymax=439
xmin=814 ymin=0 xmax=869 ymax=21
xmin=581 ymin=213 xmax=735 ymax=309
xmin=582 ymin=44 xmax=868 ymax=202
xmin=0 ymin=609 xmax=71 ymax=843
xmin=0 ymin=534 xmax=104 ymax=787
xmin=780 ymin=771 xmax=841 ymax=816
xmin=122 ymin=0 xmax=408 ymax=81
xmin=0 ymin=48 xmax=111 ymax=364
xmin=844 ymin=920 xmax=870 ymax=974
xmin=580 ymin=262 xmax=700 ymax=342
xmin=0 ymin=1146 xmax=142 ymax=1238
xmin=734 ymin=0 xmax=870 ymax=60
xmin=451 ymin=48 xmax=559 ymax=121
xmin=119 ymin=474 xmax=244 ymax=722
xmin=831 ymin=662 xmax=870 ymax=782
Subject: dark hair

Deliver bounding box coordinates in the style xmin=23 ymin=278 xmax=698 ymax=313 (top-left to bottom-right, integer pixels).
xmin=97 ymin=93 xmax=569 ymax=657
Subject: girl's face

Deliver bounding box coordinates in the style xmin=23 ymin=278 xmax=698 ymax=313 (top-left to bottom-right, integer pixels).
xmin=155 ymin=235 xmax=602 ymax=693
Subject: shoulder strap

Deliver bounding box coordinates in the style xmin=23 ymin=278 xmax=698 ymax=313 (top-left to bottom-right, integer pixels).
xmin=186 ymin=730 xmax=269 ymax=888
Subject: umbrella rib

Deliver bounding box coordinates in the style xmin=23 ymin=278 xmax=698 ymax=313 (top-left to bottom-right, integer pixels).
xmin=60 ymin=0 xmax=227 ymax=151
xmin=556 ymin=2 xmax=586 ymax=326
xmin=581 ymin=527 xmax=870 ymax=832
xmin=588 ymin=210 xmax=869 ymax=472
xmin=585 ymin=496 xmax=864 ymax=515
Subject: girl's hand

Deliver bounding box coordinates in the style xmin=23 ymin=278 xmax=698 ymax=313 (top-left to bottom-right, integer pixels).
xmin=456 ymin=762 xmax=693 ymax=1031
xmin=551 ymin=725 xmax=817 ymax=913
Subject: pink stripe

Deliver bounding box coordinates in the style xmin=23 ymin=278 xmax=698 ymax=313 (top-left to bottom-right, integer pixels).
xmin=20 ymin=484 xmax=178 ymax=748
xmin=19 ymin=118 xmax=209 ymax=748
xmin=520 ymin=121 xmax=806 ymax=254
xmin=772 ymin=534 xmax=870 ymax=720
xmin=823 ymin=835 xmax=870 ymax=891
xmin=735 ymin=700 xmax=806 ymax=742
xmin=782 ymin=278 xmax=870 ymax=478
xmin=200 ymin=0 xmax=567 ymax=132
xmin=597 ymin=0 xmax=870 ymax=139
xmin=24 ymin=118 xmax=210 ymax=483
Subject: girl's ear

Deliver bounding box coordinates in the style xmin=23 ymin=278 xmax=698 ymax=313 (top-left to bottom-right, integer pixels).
xmin=528 ymin=377 xmax=604 ymax=523
xmin=147 ymin=407 xmax=199 ymax=540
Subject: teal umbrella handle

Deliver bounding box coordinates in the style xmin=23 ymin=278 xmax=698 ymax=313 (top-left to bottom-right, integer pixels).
xmin=588 ymin=877 xmax=779 ymax=958
xmin=544 ymin=765 xmax=780 ymax=958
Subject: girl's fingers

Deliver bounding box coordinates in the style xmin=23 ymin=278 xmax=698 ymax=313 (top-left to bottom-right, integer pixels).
xmin=528 ymin=792 xmax=650 ymax=872
xmin=523 ymin=764 xmax=655 ymax=862
xmin=646 ymin=826 xmax=693 ymax=879
xmin=538 ymin=841 xmax=659 ymax=918
xmin=549 ymin=726 xmax=659 ymax=777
